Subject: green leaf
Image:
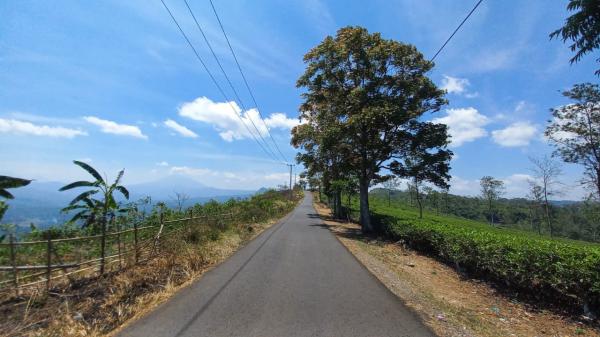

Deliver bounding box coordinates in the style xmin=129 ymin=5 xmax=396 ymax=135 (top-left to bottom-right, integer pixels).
xmin=0 ymin=189 xmax=14 ymax=199
xmin=0 ymin=202 xmax=7 ymax=222
xmin=69 ymin=190 xmax=98 ymax=206
xmin=114 ymin=169 xmax=125 ymax=186
xmin=116 ymin=185 xmax=129 ymax=200
xmin=82 ymin=197 xmax=96 ymax=209
xmin=107 ymin=194 xmax=117 ymax=209
xmin=59 ymin=180 xmax=96 ymax=191
xmin=61 ymin=204 xmax=87 ymax=213
xmin=73 ymin=160 xmax=103 ymax=183
xmin=67 ymin=210 xmax=87 ymax=224
xmin=0 ymin=176 xmax=32 ymax=189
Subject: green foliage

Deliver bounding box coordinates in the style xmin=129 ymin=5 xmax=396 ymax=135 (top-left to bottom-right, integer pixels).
xmin=294 ymin=26 xmax=449 ymax=231
xmin=0 ymin=175 xmax=32 ymax=200
xmin=480 ymin=176 xmax=505 ymax=225
xmin=372 ymin=188 xmax=600 ymax=242
xmin=366 ymin=197 xmax=600 ymax=312
xmin=60 ymin=160 xmax=130 ymax=231
xmin=546 ymin=83 xmax=600 ymax=201
xmin=550 ymin=0 xmax=600 ymax=75
xmin=0 ymin=175 xmax=31 ymax=223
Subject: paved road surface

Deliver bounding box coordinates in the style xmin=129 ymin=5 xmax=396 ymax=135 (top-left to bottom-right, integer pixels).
xmin=118 ymin=193 xmax=434 ymax=337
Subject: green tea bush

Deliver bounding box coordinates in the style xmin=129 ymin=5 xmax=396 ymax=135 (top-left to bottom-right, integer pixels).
xmin=369 ymin=199 xmax=600 ymax=314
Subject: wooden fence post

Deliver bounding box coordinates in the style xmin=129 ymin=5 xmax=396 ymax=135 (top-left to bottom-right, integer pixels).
xmin=100 ymin=216 xmax=107 ymax=275
xmin=133 ymin=220 xmax=139 ymax=264
xmin=115 ymin=217 xmax=122 ymax=270
xmin=9 ymin=234 xmax=19 ymax=297
xmin=153 ymin=211 xmax=164 ymax=255
xmin=46 ymin=237 xmax=52 ymax=292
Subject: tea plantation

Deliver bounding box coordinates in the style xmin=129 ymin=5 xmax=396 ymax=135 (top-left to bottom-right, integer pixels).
xmin=363 ymin=197 xmax=600 ymax=315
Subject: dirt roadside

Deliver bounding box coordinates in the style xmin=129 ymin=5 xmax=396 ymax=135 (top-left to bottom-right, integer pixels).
xmin=313 ymin=199 xmax=598 ymax=337
xmin=1 ymin=211 xmax=294 ymax=337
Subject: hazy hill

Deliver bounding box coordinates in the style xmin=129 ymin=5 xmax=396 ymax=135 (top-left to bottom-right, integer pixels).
xmin=3 ymin=175 xmax=257 ymax=228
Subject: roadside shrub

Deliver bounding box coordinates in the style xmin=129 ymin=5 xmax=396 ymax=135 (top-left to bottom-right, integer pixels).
xmin=371 ymin=201 xmax=600 ymax=315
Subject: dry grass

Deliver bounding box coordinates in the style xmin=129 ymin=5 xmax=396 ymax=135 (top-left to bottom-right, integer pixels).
xmin=0 ymin=219 xmax=278 ymax=337
xmin=313 ymin=198 xmax=598 ymax=337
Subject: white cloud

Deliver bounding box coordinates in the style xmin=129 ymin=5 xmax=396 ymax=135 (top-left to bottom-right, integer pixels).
xmin=156 ymin=161 xmax=169 ymax=167
xmin=164 ymin=119 xmax=198 ymax=138
xmin=432 ymin=107 xmax=490 ymax=147
xmin=449 ymin=176 xmax=481 ymax=196
xmin=167 ymin=165 xmax=292 ymax=190
xmin=264 ymin=172 xmax=289 ymax=181
xmin=503 ymin=173 xmax=536 ymax=197
xmin=441 ymin=75 xmax=469 ymax=94
xmin=440 ymin=75 xmax=478 ymax=97
xmin=264 ymin=113 xmax=300 ymax=129
xmin=0 ymin=118 xmax=87 ymax=138
xmin=84 ymin=116 xmax=148 ymax=139
xmin=450 ymin=173 xmax=535 ymax=198
xmin=491 ymin=122 xmax=537 ymax=147
xmin=178 ymin=96 xmax=297 ymax=142
xmin=170 ymin=166 xmax=214 ymax=177
xmin=543 ymin=105 xmax=584 ymax=143
xmin=169 ymin=166 xmax=245 ymax=185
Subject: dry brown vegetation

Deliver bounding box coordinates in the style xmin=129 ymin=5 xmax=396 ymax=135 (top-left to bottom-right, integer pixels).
xmin=0 ymin=218 xmax=281 ymax=337
xmin=313 ymin=197 xmax=598 ymax=337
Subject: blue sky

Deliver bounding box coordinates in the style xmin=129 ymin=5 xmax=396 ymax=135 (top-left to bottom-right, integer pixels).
xmin=0 ymin=0 xmax=597 ymax=198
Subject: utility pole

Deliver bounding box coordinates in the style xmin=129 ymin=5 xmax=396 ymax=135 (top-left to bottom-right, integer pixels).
xmin=287 ymin=164 xmax=294 ymax=200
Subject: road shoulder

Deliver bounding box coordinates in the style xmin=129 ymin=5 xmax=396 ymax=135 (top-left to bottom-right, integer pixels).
xmin=312 ymin=198 xmax=597 ymax=337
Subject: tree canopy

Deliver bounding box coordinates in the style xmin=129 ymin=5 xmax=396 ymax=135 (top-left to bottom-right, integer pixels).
xmin=546 ymin=83 xmax=600 ymax=201
xmin=293 ymin=26 xmax=451 ymax=231
xmin=550 ymin=0 xmax=600 ymax=75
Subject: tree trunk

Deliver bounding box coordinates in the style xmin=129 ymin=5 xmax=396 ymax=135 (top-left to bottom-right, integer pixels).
xmin=528 ymin=204 xmax=534 ymax=232
xmin=99 ymin=214 xmax=107 ymax=275
xmin=544 ymin=190 xmax=553 ymax=236
xmin=359 ymin=177 xmax=372 ymax=232
xmin=488 ymin=198 xmax=494 ymax=226
xmin=334 ymin=190 xmax=342 ymax=219
xmin=416 ymin=185 xmax=423 ymax=219
xmin=545 ymin=202 xmax=553 ymax=236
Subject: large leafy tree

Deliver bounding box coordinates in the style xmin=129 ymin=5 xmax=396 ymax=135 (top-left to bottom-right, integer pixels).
xmin=546 ymin=83 xmax=600 ymax=201
xmin=60 ymin=161 xmax=129 ymax=232
xmin=550 ymin=0 xmax=600 ymax=75
xmin=295 ymin=26 xmax=447 ymax=231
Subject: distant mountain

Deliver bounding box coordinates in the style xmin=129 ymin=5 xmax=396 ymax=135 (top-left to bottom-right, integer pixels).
xmin=129 ymin=175 xmax=253 ymax=201
xmin=2 ymin=175 xmax=256 ymax=228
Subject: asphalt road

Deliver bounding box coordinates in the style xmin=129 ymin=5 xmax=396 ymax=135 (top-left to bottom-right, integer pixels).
xmin=118 ymin=193 xmax=435 ymax=337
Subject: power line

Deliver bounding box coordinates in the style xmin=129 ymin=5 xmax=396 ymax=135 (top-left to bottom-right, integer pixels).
xmin=182 ymin=0 xmax=280 ymax=161
xmin=158 ymin=0 xmax=282 ymax=163
xmin=208 ymin=0 xmax=290 ymax=164
xmin=430 ymin=0 xmax=484 ymax=62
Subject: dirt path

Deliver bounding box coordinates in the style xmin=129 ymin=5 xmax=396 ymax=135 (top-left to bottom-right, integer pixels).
xmin=313 ymin=200 xmax=597 ymax=337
